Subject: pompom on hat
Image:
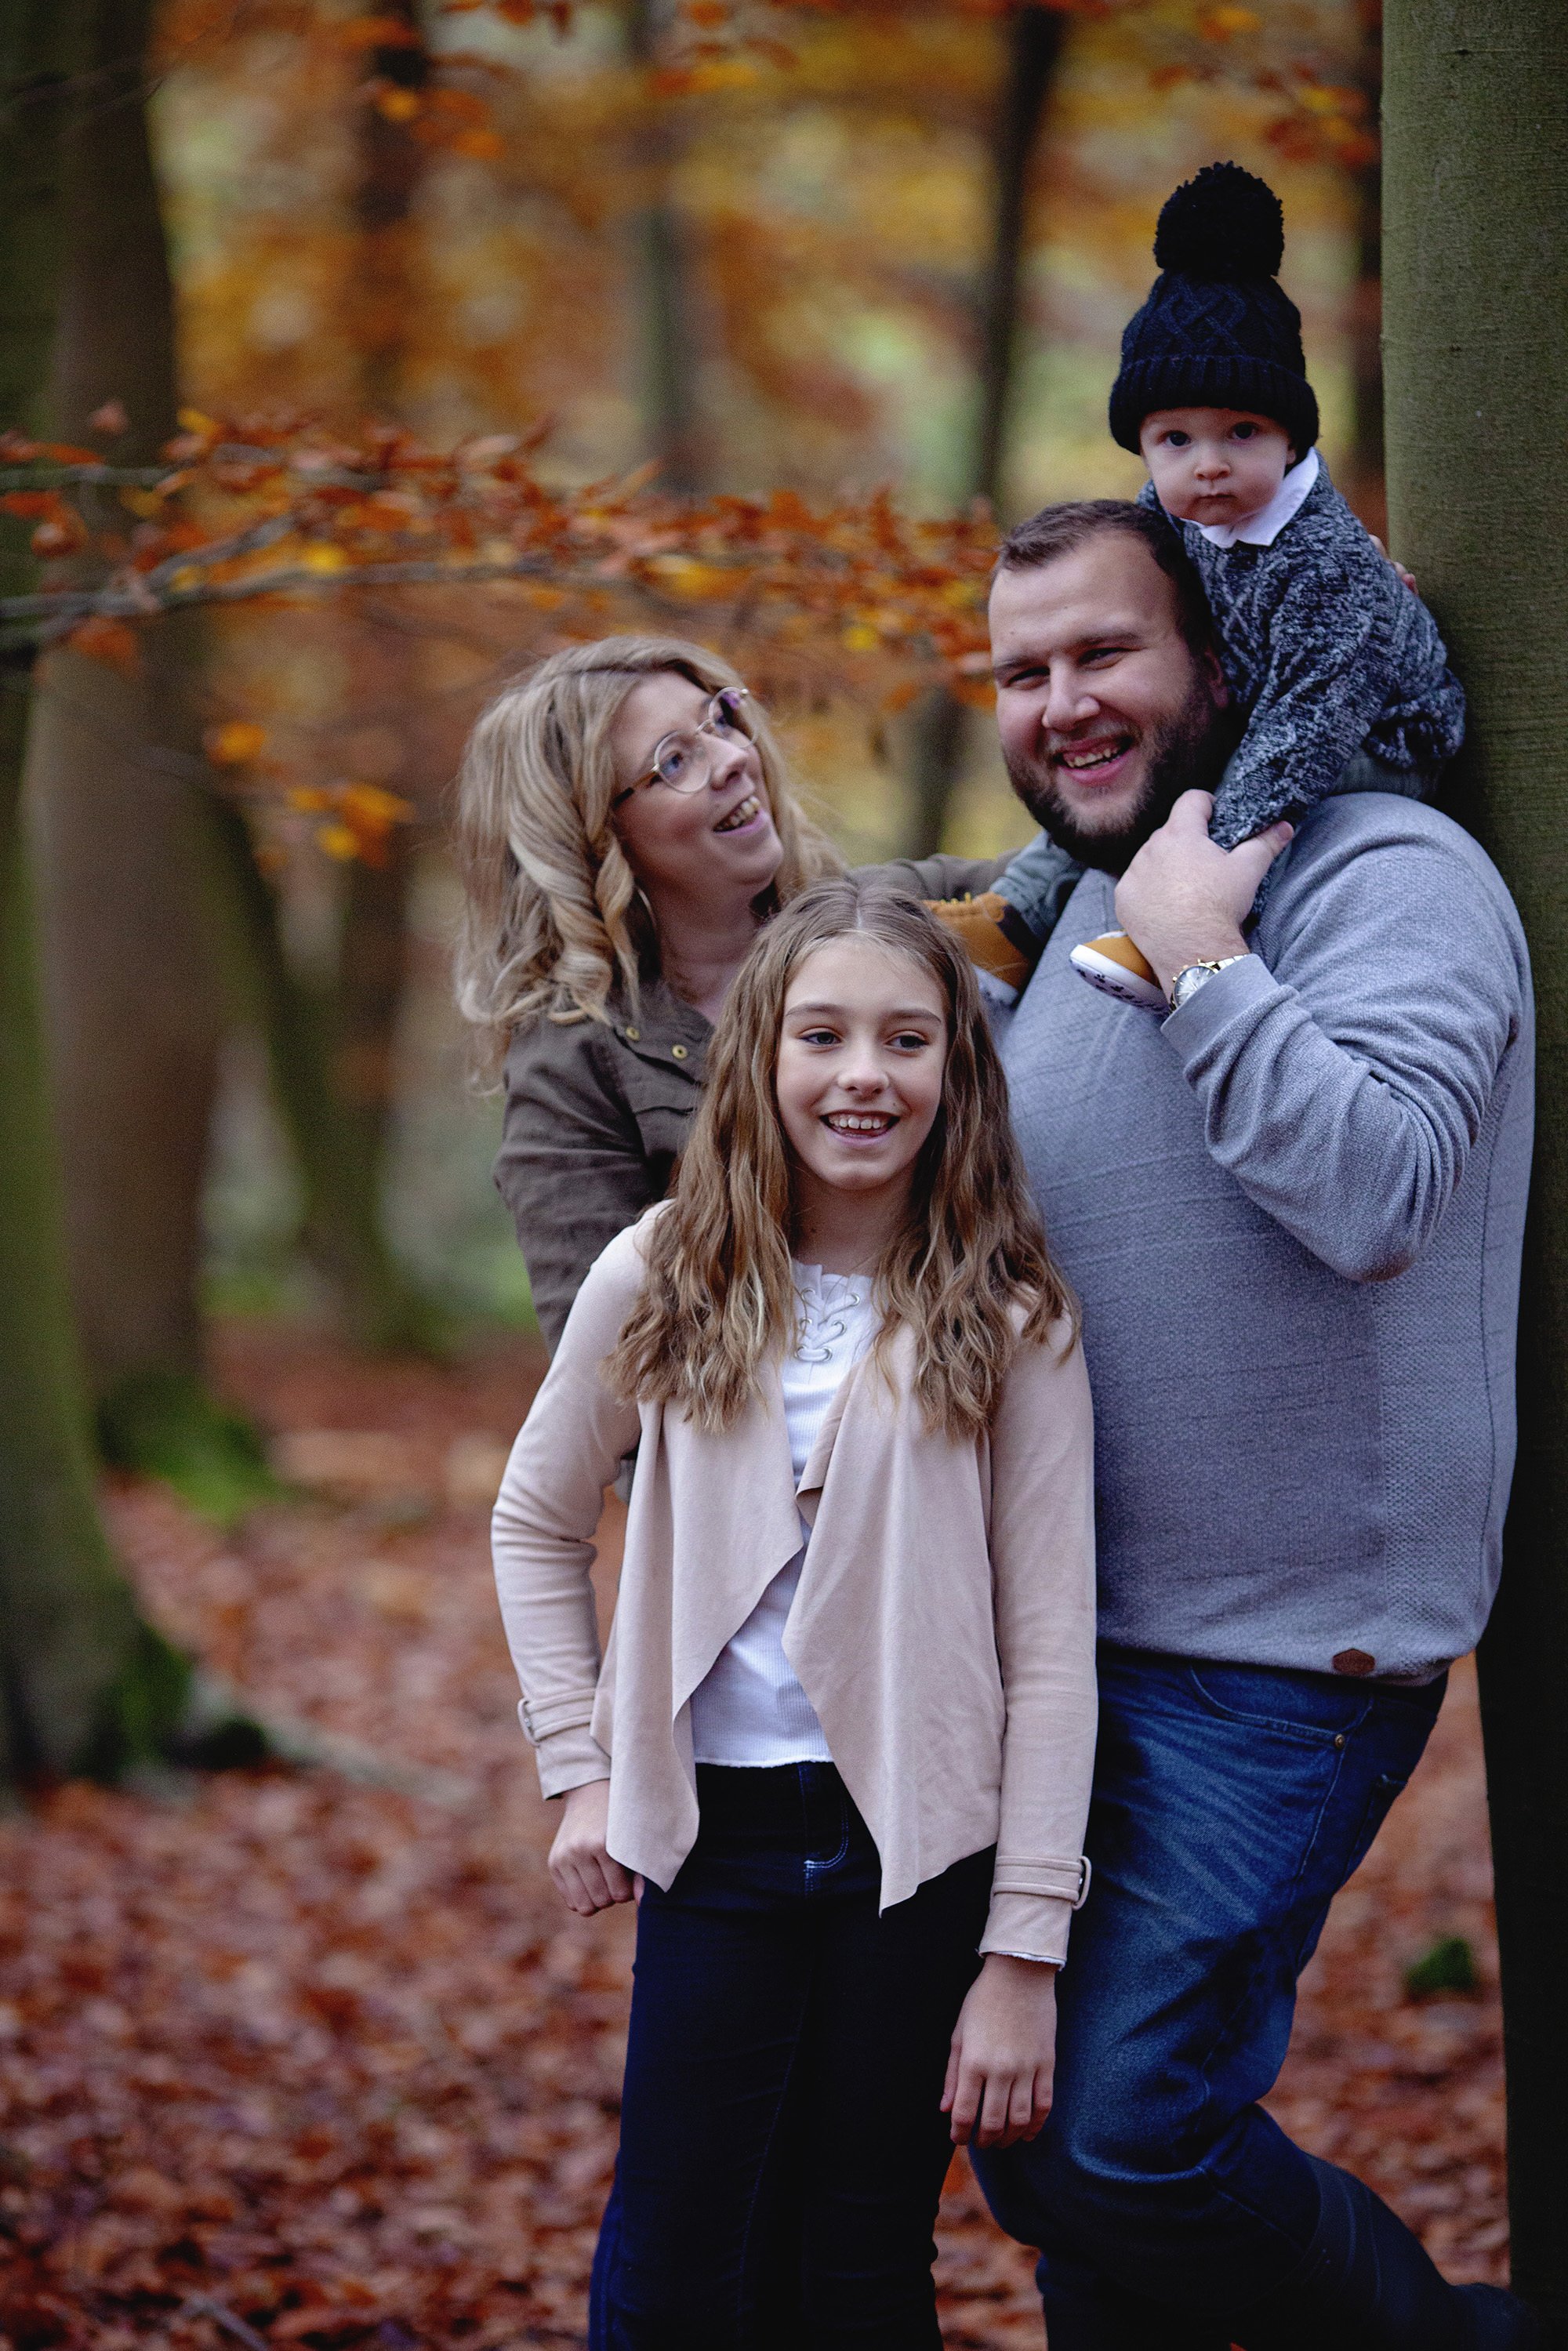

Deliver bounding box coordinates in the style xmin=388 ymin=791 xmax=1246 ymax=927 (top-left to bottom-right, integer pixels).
xmin=1108 ymin=161 xmax=1319 ymax=458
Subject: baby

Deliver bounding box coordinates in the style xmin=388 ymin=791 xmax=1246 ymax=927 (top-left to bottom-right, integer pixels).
xmin=950 ymin=161 xmax=1465 ymax=1012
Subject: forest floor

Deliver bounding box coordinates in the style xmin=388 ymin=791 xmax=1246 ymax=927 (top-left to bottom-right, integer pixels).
xmin=0 ymin=1324 xmax=1508 ymax=2351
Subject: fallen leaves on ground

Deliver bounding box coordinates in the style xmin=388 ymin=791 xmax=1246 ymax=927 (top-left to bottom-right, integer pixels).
xmin=0 ymin=1324 xmax=1507 ymax=2349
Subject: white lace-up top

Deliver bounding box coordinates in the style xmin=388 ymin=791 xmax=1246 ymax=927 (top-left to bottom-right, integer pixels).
xmin=688 ymin=1263 xmax=877 ymax=1767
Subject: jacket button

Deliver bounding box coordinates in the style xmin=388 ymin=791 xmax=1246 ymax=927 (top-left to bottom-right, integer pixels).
xmin=671 ymin=1043 xmax=688 ymax=1059
xmin=1332 ymin=1649 xmax=1376 ymax=1678
xmin=624 ymin=1025 xmax=641 ymax=1041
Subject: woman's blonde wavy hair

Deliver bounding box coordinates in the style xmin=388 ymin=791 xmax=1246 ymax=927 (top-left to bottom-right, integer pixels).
xmin=452 ymin=635 xmax=840 ymax=1058
xmin=607 ymin=877 xmax=1076 ymax=1441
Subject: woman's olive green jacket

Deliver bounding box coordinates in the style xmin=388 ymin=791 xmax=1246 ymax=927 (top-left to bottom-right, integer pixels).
xmin=495 ymin=851 xmax=1068 ymax=1348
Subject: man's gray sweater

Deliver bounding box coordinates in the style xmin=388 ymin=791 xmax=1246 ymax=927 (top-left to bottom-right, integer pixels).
xmin=1001 ymin=792 xmax=1533 ymax=1682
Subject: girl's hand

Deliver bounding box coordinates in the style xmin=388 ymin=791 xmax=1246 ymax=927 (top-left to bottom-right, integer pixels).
xmin=942 ymin=1954 xmax=1058 ymax=2149
xmin=549 ymin=1779 xmax=637 ymax=1916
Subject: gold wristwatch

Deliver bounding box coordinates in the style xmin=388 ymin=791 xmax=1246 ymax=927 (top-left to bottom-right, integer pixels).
xmin=1167 ymin=954 xmax=1250 ymax=1011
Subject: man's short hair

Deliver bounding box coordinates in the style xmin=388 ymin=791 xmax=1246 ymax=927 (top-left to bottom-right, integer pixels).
xmin=994 ymin=499 xmax=1214 ymax=659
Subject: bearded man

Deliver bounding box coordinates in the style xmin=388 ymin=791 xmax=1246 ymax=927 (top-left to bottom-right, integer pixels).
xmin=975 ymin=500 xmax=1538 ymax=2350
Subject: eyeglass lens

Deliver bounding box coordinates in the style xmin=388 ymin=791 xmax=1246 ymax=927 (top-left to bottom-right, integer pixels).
xmin=651 ymin=690 xmax=752 ymax=792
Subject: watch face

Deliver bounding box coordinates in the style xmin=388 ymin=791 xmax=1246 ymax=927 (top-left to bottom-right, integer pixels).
xmin=1172 ymin=955 xmax=1246 ymax=1010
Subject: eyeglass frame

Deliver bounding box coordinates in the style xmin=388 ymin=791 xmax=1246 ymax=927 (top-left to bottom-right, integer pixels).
xmin=610 ymin=687 xmax=757 ymax=807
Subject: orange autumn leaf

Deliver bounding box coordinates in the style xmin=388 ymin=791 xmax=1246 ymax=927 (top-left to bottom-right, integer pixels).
xmin=0 ymin=490 xmax=64 ymax=520
xmin=205 ymin=720 xmax=269 ymax=765
xmin=339 ymin=782 xmax=416 ymax=827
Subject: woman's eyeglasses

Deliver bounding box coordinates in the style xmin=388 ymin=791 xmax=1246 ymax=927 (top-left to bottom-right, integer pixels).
xmin=613 ymin=688 xmax=756 ymax=805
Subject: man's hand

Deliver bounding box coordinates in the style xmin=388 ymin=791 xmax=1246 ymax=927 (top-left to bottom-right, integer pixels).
xmin=942 ymin=1954 xmax=1058 ymax=2149
xmin=1115 ymin=789 xmax=1292 ymax=996
xmin=548 ymin=1779 xmax=637 ymax=1916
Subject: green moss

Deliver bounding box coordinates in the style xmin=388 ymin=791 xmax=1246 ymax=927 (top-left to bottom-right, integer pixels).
xmin=1403 ymin=1935 xmax=1480 ymax=2001
xmin=97 ymin=1371 xmax=285 ymax=1526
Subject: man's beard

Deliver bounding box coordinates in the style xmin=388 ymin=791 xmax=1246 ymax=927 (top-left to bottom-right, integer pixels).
xmin=1004 ymin=676 xmax=1236 ymax=875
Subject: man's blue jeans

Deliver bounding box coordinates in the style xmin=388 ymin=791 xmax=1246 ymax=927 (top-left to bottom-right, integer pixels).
xmin=975 ymin=1645 xmax=1446 ymax=2347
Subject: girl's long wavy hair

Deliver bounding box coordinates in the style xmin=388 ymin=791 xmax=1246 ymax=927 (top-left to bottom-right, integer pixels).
xmin=607 ymin=878 xmax=1076 ymax=1440
xmin=452 ymin=635 xmax=840 ymax=1061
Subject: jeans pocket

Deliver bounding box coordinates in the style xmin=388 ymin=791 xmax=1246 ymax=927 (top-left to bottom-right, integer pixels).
xmin=1183 ymin=1662 xmax=1363 ymax=1745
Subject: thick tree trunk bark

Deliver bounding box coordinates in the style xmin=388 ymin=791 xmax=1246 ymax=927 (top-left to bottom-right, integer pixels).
xmin=28 ymin=634 xmax=223 ymax=1395
xmin=0 ymin=0 xmax=197 ymax=1778
xmin=30 ymin=0 xmax=223 ymax=1408
xmin=906 ymin=1 xmax=1063 ymax=858
xmin=25 ymin=0 xmax=280 ymax=1509
xmin=1383 ymin=5 xmax=1568 ymax=2333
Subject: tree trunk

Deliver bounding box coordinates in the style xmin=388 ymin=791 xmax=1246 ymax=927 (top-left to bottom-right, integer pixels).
xmin=204 ymin=2 xmax=436 ymax=1348
xmin=0 ymin=0 xmax=195 ymax=1778
xmin=225 ymin=0 xmax=434 ymax=1347
xmin=336 ymin=0 xmax=424 ymax=1321
xmin=27 ymin=632 xmax=225 ymax=1390
xmin=626 ymin=0 xmax=702 ymax=492
xmin=24 ymin=0 xmax=283 ymax=1513
xmin=205 ymin=794 xmax=437 ymax=1349
xmin=27 ymin=0 xmax=224 ymax=1405
xmin=347 ymin=0 xmax=430 ymax=418
xmin=906 ymin=1 xmax=1063 ymax=858
xmin=1382 ymin=5 xmax=1568 ymax=2334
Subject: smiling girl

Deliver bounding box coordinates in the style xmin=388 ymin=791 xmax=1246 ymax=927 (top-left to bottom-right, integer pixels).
xmin=491 ymin=878 xmax=1096 ymax=2347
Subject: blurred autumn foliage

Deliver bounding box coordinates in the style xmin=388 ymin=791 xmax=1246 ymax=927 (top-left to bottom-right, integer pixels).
xmin=8 ymin=0 xmax=1385 ymax=856
xmin=0 ymin=2 xmax=1526 ymax=2340
xmin=0 ymin=0 xmax=1390 ymax=1690
xmin=0 ymin=0 xmax=1390 ymax=1765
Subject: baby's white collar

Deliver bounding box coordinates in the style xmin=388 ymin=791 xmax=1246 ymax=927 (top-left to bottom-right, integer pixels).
xmin=1191 ymin=446 xmax=1320 ymax=550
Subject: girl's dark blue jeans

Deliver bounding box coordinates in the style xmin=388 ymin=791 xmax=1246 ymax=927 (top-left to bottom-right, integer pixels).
xmin=590 ymin=1760 xmax=994 ymax=2349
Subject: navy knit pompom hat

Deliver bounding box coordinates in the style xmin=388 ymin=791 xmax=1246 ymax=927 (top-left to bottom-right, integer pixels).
xmin=1108 ymin=161 xmax=1319 ymax=458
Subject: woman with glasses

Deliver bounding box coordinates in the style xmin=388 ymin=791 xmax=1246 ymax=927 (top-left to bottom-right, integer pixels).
xmin=455 ymin=635 xmax=1076 ymax=1348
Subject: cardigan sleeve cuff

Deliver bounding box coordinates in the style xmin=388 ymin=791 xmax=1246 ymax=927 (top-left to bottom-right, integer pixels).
xmin=527 ymin=1711 xmax=612 ymax=1801
xmin=979 ymin=1888 xmax=1073 ymax=1967
xmin=980 ymin=1853 xmax=1090 ymax=1965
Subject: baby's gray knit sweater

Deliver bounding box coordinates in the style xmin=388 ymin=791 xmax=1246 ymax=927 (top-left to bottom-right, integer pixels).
xmin=1140 ymin=459 xmax=1465 ymax=847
